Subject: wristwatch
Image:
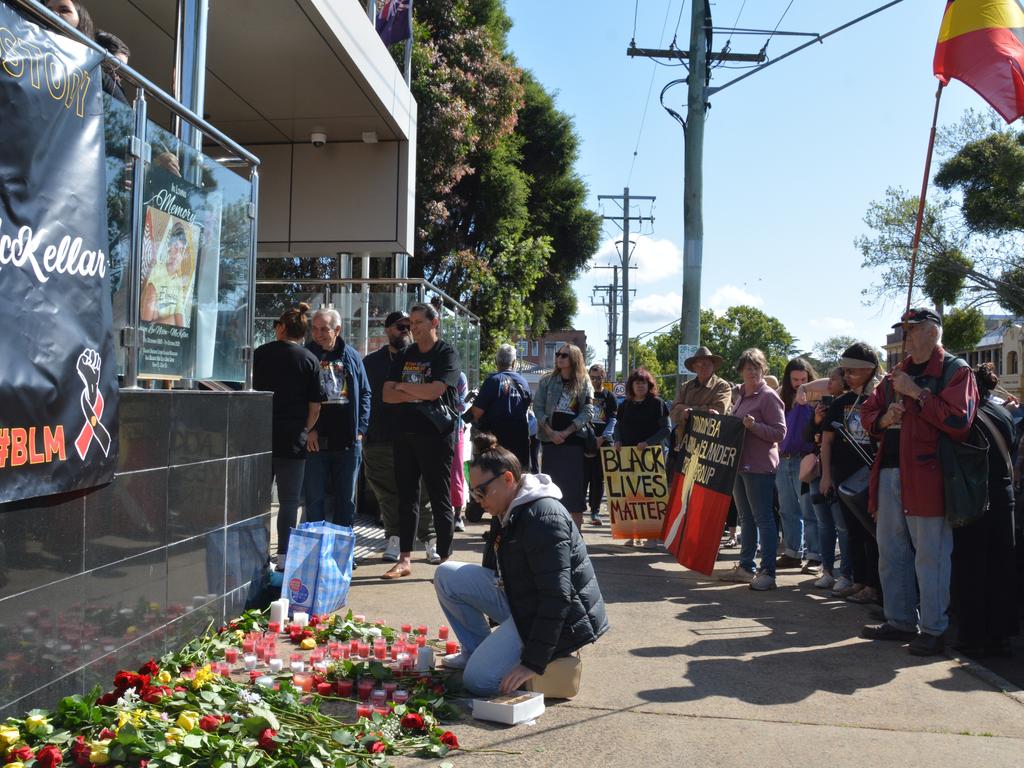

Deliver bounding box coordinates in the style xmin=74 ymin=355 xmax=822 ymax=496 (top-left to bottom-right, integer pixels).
xmin=916 ymin=389 xmax=929 ymax=406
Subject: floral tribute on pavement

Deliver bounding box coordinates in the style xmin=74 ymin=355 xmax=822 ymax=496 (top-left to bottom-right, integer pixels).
xmin=0 ymin=610 xmax=466 ymax=767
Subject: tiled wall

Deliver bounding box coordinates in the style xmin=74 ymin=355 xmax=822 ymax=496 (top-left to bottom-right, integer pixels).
xmin=0 ymin=390 xmax=272 ymax=717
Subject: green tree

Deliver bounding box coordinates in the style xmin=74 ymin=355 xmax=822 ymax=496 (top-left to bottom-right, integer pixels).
xmin=700 ymin=306 xmax=797 ymax=382
xmin=942 ymin=306 xmax=986 ymax=354
xmin=810 ymin=335 xmax=858 ymax=374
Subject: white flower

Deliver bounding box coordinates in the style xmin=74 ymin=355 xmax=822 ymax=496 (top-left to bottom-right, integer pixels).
xmin=239 ymin=689 xmax=264 ymax=705
xmin=116 ymin=688 xmax=141 ymax=710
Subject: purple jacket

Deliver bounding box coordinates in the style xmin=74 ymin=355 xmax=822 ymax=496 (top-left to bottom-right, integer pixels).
xmin=731 ymin=382 xmax=787 ymax=473
xmin=778 ymin=403 xmax=814 ymax=456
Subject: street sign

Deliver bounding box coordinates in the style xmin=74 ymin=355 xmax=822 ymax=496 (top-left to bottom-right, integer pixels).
xmin=612 ymin=382 xmax=626 ymax=398
xmin=677 ymin=344 xmax=699 ymax=373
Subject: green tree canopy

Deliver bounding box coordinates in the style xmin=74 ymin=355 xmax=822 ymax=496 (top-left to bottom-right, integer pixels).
xmin=810 ymin=335 xmax=858 ymax=375
xmin=942 ymin=306 xmax=986 ymax=353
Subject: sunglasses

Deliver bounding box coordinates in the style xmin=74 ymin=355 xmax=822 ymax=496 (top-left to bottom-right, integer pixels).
xmin=469 ymin=473 xmax=503 ymax=502
xmin=395 ymin=324 xmax=411 ymax=331
xmin=555 ymin=352 xmax=570 ymax=359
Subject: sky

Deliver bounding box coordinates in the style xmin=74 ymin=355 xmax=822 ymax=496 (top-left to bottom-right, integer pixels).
xmin=503 ymin=0 xmax=987 ymax=370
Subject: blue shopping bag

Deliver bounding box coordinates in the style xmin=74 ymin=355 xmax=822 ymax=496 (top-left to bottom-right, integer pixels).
xmin=281 ymin=521 xmax=354 ymax=615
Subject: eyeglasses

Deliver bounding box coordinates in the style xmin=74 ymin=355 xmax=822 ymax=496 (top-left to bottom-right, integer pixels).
xmin=555 ymin=352 xmax=570 ymax=359
xmin=395 ymin=324 xmax=411 ymax=332
xmin=469 ymin=473 xmax=503 ymax=502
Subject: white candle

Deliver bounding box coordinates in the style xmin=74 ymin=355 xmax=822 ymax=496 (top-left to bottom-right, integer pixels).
xmin=293 ymin=612 xmax=309 ymax=628
xmin=415 ymin=645 xmax=435 ymax=672
xmin=290 ymin=660 xmax=305 ymax=673
xmin=256 ymin=676 xmax=275 ymax=688
xmin=314 ymin=661 xmax=328 ymax=674
xmin=268 ymin=658 xmax=283 ymax=673
xmin=269 ymin=600 xmax=288 ymax=627
xmin=243 ymin=654 xmax=258 ymax=671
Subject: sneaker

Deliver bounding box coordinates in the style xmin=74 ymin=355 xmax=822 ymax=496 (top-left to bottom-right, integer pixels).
xmin=633 ymin=538 xmax=648 ymax=547
xmin=424 ymin=538 xmax=442 ymax=565
xmin=861 ymin=623 xmax=917 ymax=642
xmin=830 ymin=576 xmax=857 ymax=597
xmin=719 ymin=565 xmax=755 ymax=583
xmin=382 ymin=536 xmax=400 ymax=563
xmin=775 ymin=554 xmax=803 ymax=569
xmin=442 ymin=652 xmax=469 ymax=669
xmin=590 ymin=513 xmax=603 ymax=526
xmin=908 ymin=633 xmax=945 ymax=656
xmin=749 ymin=572 xmax=777 ymax=591
xmin=801 ymin=559 xmax=822 ymax=575
xmin=454 ymin=517 xmax=466 ymax=532
xmin=813 ymin=572 xmax=835 ymax=590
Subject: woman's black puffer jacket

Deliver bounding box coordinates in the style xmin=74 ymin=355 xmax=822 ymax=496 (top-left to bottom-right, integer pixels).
xmin=497 ymin=496 xmax=609 ymax=674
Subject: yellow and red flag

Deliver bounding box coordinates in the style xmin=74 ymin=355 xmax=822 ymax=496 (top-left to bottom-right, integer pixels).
xmin=934 ymin=0 xmax=1024 ymax=122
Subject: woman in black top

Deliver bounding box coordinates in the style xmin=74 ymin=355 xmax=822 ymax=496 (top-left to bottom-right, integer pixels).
xmin=583 ymin=364 xmax=619 ymax=527
xmin=252 ymin=303 xmax=323 ymax=565
xmin=950 ymin=363 xmax=1019 ymax=657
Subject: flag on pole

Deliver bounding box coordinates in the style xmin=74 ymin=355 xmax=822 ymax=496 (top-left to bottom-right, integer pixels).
xmin=376 ymin=0 xmax=413 ymax=46
xmin=934 ymin=0 xmax=1024 ymax=123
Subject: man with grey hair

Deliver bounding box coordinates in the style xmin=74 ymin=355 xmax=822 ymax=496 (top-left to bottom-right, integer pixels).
xmin=861 ymin=308 xmax=978 ymax=657
xmin=468 ymin=343 xmax=532 ymax=467
xmin=305 ymin=308 xmax=371 ymax=531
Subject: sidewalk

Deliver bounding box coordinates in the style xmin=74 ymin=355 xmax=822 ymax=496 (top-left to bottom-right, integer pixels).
xmin=300 ymin=514 xmax=1024 ymax=767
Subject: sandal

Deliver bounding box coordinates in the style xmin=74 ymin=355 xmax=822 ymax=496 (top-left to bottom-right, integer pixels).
xmin=381 ymin=564 xmax=412 ymax=580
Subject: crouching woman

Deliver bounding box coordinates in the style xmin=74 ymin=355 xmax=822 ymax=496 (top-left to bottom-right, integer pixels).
xmin=433 ymin=433 xmax=609 ymax=696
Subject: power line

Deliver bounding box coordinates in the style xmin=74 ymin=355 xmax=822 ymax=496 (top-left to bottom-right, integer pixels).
xmin=761 ymin=0 xmax=796 ymax=57
xmin=626 ymin=0 xmax=676 ymax=185
xmin=631 ymin=0 xmax=639 ymax=46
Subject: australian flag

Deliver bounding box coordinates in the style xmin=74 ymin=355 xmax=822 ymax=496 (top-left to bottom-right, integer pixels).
xmin=376 ymin=0 xmax=413 ymax=46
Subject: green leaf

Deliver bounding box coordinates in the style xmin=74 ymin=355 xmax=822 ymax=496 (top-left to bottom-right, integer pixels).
xmin=183 ymin=733 xmax=204 ymax=749
xmin=246 ymin=750 xmax=263 ymax=767
xmin=309 ymin=756 xmax=323 ymax=768
xmin=331 ymin=730 xmax=354 ymax=747
xmin=249 ymin=706 xmax=280 ymax=731
xmin=164 ymin=753 xmax=183 ymax=766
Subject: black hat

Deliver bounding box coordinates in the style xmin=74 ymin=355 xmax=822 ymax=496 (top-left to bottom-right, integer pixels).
xmin=384 ymin=311 xmax=409 ymax=327
xmin=892 ymin=307 xmax=941 ymax=328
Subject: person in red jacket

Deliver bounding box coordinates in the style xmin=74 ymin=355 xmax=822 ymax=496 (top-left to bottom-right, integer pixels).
xmin=860 ymin=308 xmax=978 ymax=656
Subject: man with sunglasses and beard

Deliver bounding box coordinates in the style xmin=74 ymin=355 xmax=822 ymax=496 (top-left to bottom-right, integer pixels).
xmin=363 ymin=311 xmax=438 ymax=563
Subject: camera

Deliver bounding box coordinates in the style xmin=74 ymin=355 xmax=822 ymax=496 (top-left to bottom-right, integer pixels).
xmin=820 ymin=395 xmax=834 ymax=408
xmin=311 ymin=131 xmax=327 ymax=148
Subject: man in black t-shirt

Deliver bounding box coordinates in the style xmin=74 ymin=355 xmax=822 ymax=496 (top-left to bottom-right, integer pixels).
xmin=468 ymin=343 xmax=532 ymax=466
xmin=381 ymin=303 xmax=462 ymax=578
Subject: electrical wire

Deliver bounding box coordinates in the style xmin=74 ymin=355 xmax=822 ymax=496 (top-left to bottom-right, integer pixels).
xmin=631 ymin=0 xmax=638 ymax=45
xmin=711 ymin=0 xmax=748 ymax=70
xmin=627 ymin=0 xmax=676 ymax=185
xmin=761 ymin=0 xmax=795 ymax=57
xmin=670 ymin=0 xmax=686 ymax=48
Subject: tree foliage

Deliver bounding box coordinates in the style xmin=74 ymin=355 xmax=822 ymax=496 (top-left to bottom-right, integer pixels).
xmin=942 ymin=306 xmax=986 ymax=354
xmin=810 ymin=335 xmax=858 ymax=374
xmin=401 ymin=0 xmax=600 ymax=353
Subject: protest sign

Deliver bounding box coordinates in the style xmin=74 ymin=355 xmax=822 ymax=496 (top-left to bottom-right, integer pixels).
xmin=601 ymin=446 xmax=669 ymax=540
xmin=662 ymin=412 xmax=746 ymax=574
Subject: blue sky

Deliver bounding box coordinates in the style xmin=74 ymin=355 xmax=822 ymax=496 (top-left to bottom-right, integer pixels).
xmin=504 ymin=0 xmax=986 ymax=365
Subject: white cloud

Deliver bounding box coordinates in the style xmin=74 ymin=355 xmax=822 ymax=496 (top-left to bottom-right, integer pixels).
xmin=630 ymin=291 xmax=682 ymax=323
xmin=809 ymin=316 xmax=856 ymax=332
xmin=705 ymin=285 xmax=764 ymax=313
xmin=589 ymin=235 xmax=682 ymax=285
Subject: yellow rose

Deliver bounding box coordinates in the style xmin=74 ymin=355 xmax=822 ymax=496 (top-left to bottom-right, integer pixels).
xmin=24 ymin=714 xmax=51 ymax=736
xmin=157 ymin=670 xmax=172 ymax=684
xmin=300 ymin=637 xmax=316 ymax=650
xmin=164 ymin=727 xmax=184 ymax=745
xmin=6 ymin=762 xmax=25 ymax=768
xmin=0 ymin=727 xmax=21 ymax=748
xmin=176 ymin=711 xmax=199 ymax=732
xmin=89 ymin=741 xmax=111 ymax=765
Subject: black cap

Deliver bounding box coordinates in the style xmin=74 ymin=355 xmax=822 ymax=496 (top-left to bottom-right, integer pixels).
xmin=892 ymin=307 xmax=942 ymax=328
xmin=384 ymin=310 xmax=409 ymax=328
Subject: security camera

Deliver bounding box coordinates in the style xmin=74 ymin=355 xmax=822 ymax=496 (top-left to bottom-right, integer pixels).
xmin=311 ymin=131 xmax=327 ymax=148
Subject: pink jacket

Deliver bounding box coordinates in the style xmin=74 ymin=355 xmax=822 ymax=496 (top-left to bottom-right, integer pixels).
xmin=730 ymin=381 xmax=787 ymax=474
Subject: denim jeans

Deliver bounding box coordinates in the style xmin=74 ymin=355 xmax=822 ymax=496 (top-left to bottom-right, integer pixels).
xmin=876 ymin=468 xmax=953 ymax=636
xmin=735 ymin=471 xmax=778 ymax=577
xmin=775 ymin=455 xmax=820 ymax=560
xmin=433 ymin=561 xmax=522 ymax=696
xmin=304 ymin=441 xmax=362 ymax=527
xmin=814 ymin=497 xmax=851 ymax=578
xmin=272 ymin=457 xmax=306 ymax=556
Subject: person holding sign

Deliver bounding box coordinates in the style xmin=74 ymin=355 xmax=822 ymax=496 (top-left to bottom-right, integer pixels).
xmin=720 ymin=348 xmax=787 ymax=591
xmin=613 ymin=368 xmax=671 ymax=546
xmin=433 ymin=434 xmax=608 ymax=695
xmin=534 ymin=344 xmax=595 ymax=529
xmin=670 ymin=346 xmax=732 ymax=452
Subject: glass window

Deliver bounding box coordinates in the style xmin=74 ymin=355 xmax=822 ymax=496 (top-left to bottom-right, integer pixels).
xmin=1009 ymin=350 xmax=1019 ymax=375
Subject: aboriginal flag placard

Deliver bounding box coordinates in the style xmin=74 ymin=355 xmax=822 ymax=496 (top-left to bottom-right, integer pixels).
xmin=662 ymin=413 xmax=745 ymax=575
xmin=601 ymin=446 xmax=669 ymax=540
xmin=0 ymin=3 xmax=118 ymax=503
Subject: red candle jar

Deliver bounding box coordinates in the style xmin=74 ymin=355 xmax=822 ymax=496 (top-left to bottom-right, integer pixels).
xmin=416 ymin=635 xmax=427 ymax=647
xmin=224 ymin=647 xmax=239 ymax=664
xmin=382 ymin=681 xmax=397 ymax=698
xmin=248 ymin=670 xmax=261 ymax=683
xmin=438 ymin=625 xmax=450 ymax=640
xmin=290 ymin=652 xmax=303 ymax=662
xmin=268 ymin=621 xmax=281 ymax=634
xmin=417 ymin=624 xmax=428 ymax=636
xmin=349 ymin=640 xmax=360 ymax=656
xmin=374 ymin=706 xmax=389 ymax=717
xmin=241 ymin=639 xmax=256 ymax=653
xmin=356 ymin=703 xmax=372 ymax=719
xmin=400 ymin=623 xmax=412 ymax=634
xmin=374 ymin=645 xmax=386 ymax=661
xmin=335 ymin=678 xmax=354 ymax=697
xmin=357 ymin=643 xmax=370 ymax=658
xmin=357 ymin=678 xmax=374 ymax=701
xmin=292 ymin=673 xmax=312 ymax=693
xmin=316 ymin=682 xmax=333 ymax=696
xmin=445 ymin=640 xmax=458 ymax=655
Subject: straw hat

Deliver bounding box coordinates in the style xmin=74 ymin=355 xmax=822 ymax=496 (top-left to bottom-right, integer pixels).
xmin=684 ymin=346 xmax=724 ymax=372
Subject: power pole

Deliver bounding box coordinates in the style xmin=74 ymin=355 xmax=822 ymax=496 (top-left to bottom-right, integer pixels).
xmin=591 ymin=263 xmax=636 ymax=383
xmin=597 ymin=188 xmax=654 ymax=378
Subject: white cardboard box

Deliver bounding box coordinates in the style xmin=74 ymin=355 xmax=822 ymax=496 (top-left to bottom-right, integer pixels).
xmin=471 ymin=690 xmax=545 ymax=725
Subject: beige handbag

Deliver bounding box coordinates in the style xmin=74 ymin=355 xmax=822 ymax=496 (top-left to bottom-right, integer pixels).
xmin=526 ymin=654 xmax=582 ymax=699
xmin=798 ymin=453 xmax=821 ymax=483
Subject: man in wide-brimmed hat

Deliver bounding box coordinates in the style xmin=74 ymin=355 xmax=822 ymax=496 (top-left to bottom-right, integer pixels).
xmin=670 ymin=346 xmax=732 ymax=451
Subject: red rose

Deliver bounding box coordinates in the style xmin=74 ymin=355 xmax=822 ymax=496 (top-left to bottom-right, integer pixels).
xmin=257 ymin=728 xmax=278 ymax=754
xmin=96 ymin=691 xmax=119 ymax=706
xmin=98 ymin=728 xmax=117 ymax=741
xmin=198 ymin=715 xmax=222 ymax=732
xmin=138 ymin=659 xmax=160 ymax=677
xmin=112 ymin=671 xmax=148 ymax=691
xmin=400 ymin=713 xmax=425 ymax=731
xmin=140 ymin=761 xmax=148 ymax=768
xmin=140 ymin=685 xmax=170 ymax=704
xmin=440 ymin=731 xmax=459 ymax=749
xmin=369 ymin=741 xmax=386 ymax=754
xmin=6 ymin=746 xmax=34 ymax=763
xmin=69 ymin=736 xmax=90 ymax=767
xmin=431 ymin=684 xmax=446 ymax=695
xmin=309 ymin=615 xmax=321 ymax=627
xmin=35 ymin=745 xmax=63 ymax=768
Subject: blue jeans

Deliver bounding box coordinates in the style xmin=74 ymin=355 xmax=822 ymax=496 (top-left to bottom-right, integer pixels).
xmin=775 ymin=455 xmax=820 ymax=560
xmin=735 ymin=471 xmax=778 ymax=577
xmin=875 ymin=468 xmax=953 ymax=636
xmin=814 ymin=495 xmax=851 ymax=578
xmin=304 ymin=441 xmax=362 ymax=526
xmin=433 ymin=561 xmax=522 ymax=696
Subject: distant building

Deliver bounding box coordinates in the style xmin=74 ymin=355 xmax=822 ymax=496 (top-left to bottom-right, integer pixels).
xmin=511 ymin=329 xmax=588 ymax=389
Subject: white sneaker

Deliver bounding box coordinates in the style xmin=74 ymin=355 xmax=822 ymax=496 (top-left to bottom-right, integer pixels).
xmin=454 ymin=517 xmax=466 ymax=532
xmin=830 ymin=576 xmax=855 ymax=597
xmin=442 ymin=652 xmax=469 ymax=670
xmin=749 ymin=572 xmax=777 ymax=591
xmin=382 ymin=536 xmax=400 ymax=563
xmin=424 ymin=538 xmax=442 ymax=564
xmin=813 ymin=572 xmax=836 ymax=590
xmin=719 ymin=565 xmax=755 ymax=583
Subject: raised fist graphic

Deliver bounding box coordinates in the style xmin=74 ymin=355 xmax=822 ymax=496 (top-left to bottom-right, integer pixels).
xmin=77 ymin=348 xmax=101 ymax=405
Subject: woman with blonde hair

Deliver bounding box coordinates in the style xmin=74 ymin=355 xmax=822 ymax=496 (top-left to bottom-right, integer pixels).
xmin=534 ymin=344 xmax=595 ymax=528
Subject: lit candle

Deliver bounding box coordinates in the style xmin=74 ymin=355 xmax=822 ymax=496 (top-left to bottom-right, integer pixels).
xmin=243 ymin=654 xmax=258 ymax=671
xmin=268 ymin=658 xmax=283 ymax=673
xmin=357 ymin=677 xmax=374 ymax=701
xmin=349 ymin=639 xmax=360 ymax=656
xmin=314 ymin=661 xmax=328 ymax=674
xmin=268 ymin=621 xmax=281 ymax=634
xmin=317 ymin=682 xmax=333 ymax=696
xmin=382 ymin=681 xmax=397 ymax=699
xmin=417 ymin=624 xmax=428 ymax=636
xmin=335 ymin=678 xmax=354 ymax=697
xmin=224 ymin=647 xmax=239 ymax=664
xmin=400 ymin=623 xmax=412 ymax=634
xmin=374 ymin=706 xmax=389 ymax=717
xmin=371 ymin=688 xmax=386 ymax=706
xmin=445 ymin=640 xmax=458 ymax=655
xmin=241 ymin=638 xmax=256 ymax=653
xmin=356 ymin=703 xmax=372 ymax=719
xmin=290 ymin=660 xmax=305 ymax=673
xmin=438 ymin=625 xmax=449 ymax=640
xmin=415 ymin=635 xmax=427 ymax=647
xmin=292 ymin=673 xmax=312 ymax=692
xmin=358 ymin=643 xmax=370 ymax=658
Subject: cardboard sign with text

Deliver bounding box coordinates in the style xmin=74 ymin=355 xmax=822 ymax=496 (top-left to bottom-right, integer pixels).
xmin=601 ymin=446 xmax=669 ymax=539
xmin=662 ymin=413 xmax=746 ymax=574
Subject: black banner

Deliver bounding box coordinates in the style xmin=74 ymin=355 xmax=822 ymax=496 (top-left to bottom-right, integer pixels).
xmin=0 ymin=3 xmax=118 ymax=502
